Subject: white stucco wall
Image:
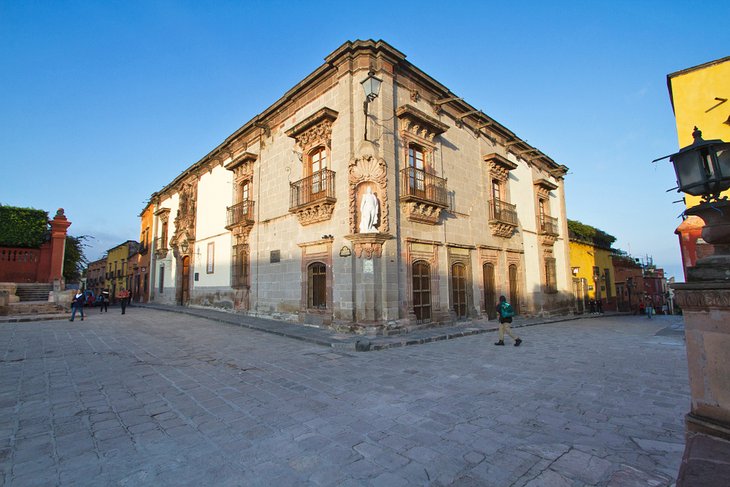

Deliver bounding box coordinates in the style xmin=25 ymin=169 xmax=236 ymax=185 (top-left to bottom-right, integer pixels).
xmin=194 ymin=165 xmax=233 ymax=288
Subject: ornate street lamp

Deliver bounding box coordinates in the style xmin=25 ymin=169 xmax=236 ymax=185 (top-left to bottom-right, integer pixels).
xmin=655 ymin=127 xmax=730 ymax=280
xmin=361 ymin=70 xmax=382 ymax=141
xmin=655 ymin=126 xmax=730 ymax=200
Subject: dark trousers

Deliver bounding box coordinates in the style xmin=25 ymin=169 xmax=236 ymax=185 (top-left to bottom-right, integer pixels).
xmin=100 ymin=301 xmax=108 ymax=312
xmin=70 ymin=304 xmax=84 ymax=321
xmin=121 ymin=298 xmax=127 ymax=314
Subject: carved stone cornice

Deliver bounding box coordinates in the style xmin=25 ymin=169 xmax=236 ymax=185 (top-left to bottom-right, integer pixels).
xmin=396 ymin=104 xmax=449 ymax=144
xmin=225 ymin=152 xmax=258 ymax=181
xmin=286 ymin=107 xmax=339 ymax=151
xmin=490 ymin=221 xmax=517 ymax=239
xmin=230 ymin=224 xmax=253 ymax=241
xmin=484 ymin=153 xmax=518 ymax=181
xmin=534 ymin=178 xmax=558 ymax=199
xmin=402 ymin=201 xmax=443 ymax=225
xmin=292 ymin=201 xmax=336 ymax=226
xmin=672 ymin=283 xmax=730 ymax=310
xmin=154 ymin=207 xmax=171 ymax=222
xmin=345 ymin=233 xmax=393 ymax=259
xmin=540 ymin=233 xmax=558 ymax=247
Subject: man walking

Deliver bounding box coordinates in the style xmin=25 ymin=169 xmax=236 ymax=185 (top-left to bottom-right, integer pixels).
xmin=69 ymin=291 xmax=85 ymax=321
xmin=100 ymin=290 xmax=109 ymax=313
xmin=495 ymin=295 xmax=522 ymax=347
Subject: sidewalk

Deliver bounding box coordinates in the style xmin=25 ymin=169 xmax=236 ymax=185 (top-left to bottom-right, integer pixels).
xmin=130 ymin=302 xmax=626 ymax=351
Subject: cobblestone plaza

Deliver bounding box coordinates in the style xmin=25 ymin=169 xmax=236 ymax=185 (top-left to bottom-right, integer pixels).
xmin=0 ymin=310 xmax=688 ymax=486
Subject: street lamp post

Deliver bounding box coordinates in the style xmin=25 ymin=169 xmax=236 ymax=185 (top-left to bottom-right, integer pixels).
xmin=656 ymin=127 xmax=730 ymax=483
xmin=361 ymin=70 xmax=382 ymax=141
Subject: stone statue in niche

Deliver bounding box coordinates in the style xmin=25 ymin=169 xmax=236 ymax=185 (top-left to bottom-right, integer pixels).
xmin=359 ymin=186 xmax=379 ymax=233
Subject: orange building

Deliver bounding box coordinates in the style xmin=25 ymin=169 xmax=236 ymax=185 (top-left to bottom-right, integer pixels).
xmin=133 ymin=202 xmax=154 ymax=302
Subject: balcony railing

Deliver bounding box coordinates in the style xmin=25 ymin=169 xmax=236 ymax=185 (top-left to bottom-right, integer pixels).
xmin=226 ymin=200 xmax=255 ymax=228
xmin=399 ymin=167 xmax=448 ymax=208
xmin=290 ymin=169 xmax=336 ymax=210
xmin=154 ymin=237 xmax=168 ymax=252
xmin=489 ymin=199 xmax=518 ymax=225
xmin=540 ymin=215 xmax=560 ymax=236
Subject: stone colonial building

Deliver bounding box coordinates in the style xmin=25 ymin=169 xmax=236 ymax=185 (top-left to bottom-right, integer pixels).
xmin=145 ymin=40 xmax=572 ymax=333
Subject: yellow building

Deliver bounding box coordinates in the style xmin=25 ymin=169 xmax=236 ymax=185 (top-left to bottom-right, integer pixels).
xmin=106 ymin=240 xmax=139 ymax=301
xmin=568 ymin=220 xmax=617 ymax=312
xmin=668 ymin=56 xmax=730 ymax=277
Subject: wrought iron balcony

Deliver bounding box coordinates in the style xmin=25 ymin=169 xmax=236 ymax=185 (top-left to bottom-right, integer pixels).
xmin=489 ymin=199 xmax=518 ymax=226
xmin=290 ymin=169 xmax=336 ymax=210
xmin=540 ymin=215 xmax=560 ymax=236
xmin=399 ymin=167 xmax=448 ymax=208
xmin=226 ymin=200 xmax=255 ymax=229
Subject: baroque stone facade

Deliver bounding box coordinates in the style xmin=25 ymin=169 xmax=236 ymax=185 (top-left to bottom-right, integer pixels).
xmin=144 ymin=40 xmax=572 ymax=333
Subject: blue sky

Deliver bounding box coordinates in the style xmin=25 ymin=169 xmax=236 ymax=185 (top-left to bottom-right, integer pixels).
xmin=2 ymin=0 xmax=729 ymax=281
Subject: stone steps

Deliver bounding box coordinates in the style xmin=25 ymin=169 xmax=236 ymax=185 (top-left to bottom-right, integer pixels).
xmin=6 ymin=301 xmax=65 ymax=315
xmin=15 ymin=283 xmax=53 ymax=302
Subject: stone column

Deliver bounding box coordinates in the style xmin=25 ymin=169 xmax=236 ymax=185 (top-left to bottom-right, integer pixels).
xmin=673 ymin=200 xmax=730 ymax=485
xmin=346 ymin=233 xmax=392 ymax=332
xmin=48 ymin=209 xmax=71 ymax=285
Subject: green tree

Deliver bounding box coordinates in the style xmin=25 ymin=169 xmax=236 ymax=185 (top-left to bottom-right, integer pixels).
xmin=0 ymin=205 xmax=49 ymax=247
xmin=63 ymin=235 xmax=89 ymax=283
xmin=567 ymin=219 xmax=616 ymax=249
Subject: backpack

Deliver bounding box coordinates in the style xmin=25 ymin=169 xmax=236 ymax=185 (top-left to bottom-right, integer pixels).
xmin=500 ymin=301 xmax=514 ymax=318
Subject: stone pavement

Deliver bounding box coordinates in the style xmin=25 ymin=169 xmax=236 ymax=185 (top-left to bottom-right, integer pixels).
xmin=134 ymin=302 xmax=632 ymax=351
xmin=0 ymin=309 xmax=688 ymax=486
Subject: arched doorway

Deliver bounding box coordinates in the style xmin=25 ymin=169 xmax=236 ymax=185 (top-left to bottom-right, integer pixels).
xmin=452 ymin=263 xmax=467 ymax=319
xmin=509 ymin=264 xmax=520 ymax=314
xmin=181 ymin=256 xmax=190 ymax=305
xmin=412 ymin=260 xmax=431 ymax=323
xmin=483 ymin=263 xmax=496 ymax=319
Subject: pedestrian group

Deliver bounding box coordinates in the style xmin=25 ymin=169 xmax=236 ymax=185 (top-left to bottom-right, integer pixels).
xmin=69 ymin=288 xmax=130 ymax=321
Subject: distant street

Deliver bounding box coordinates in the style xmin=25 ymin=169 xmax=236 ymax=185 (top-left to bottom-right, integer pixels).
xmin=0 ymin=310 xmax=688 ymax=486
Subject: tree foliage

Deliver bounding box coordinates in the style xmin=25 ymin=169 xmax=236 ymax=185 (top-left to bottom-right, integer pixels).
xmin=568 ymin=219 xmax=616 ymax=250
xmin=63 ymin=235 xmax=88 ymax=283
xmin=0 ymin=205 xmax=49 ymax=248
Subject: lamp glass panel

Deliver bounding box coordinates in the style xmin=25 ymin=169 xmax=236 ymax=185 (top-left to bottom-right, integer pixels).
xmin=361 ymin=77 xmax=374 ymax=97
xmin=672 ymin=150 xmax=706 ymax=195
xmin=370 ymin=76 xmax=381 ymax=96
xmin=715 ymin=144 xmax=730 ymax=179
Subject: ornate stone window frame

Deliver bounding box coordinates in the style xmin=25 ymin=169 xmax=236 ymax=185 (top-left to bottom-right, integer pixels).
xmin=397 ymin=105 xmax=450 ymax=225
xmin=154 ymin=207 xmax=171 ymax=259
xmin=298 ymin=238 xmax=334 ymax=317
xmin=225 ymin=151 xmax=258 ymax=237
xmin=286 ymin=108 xmax=339 ymax=226
xmin=534 ymin=178 xmax=559 ymax=246
xmin=484 ymin=153 xmax=519 ymax=238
